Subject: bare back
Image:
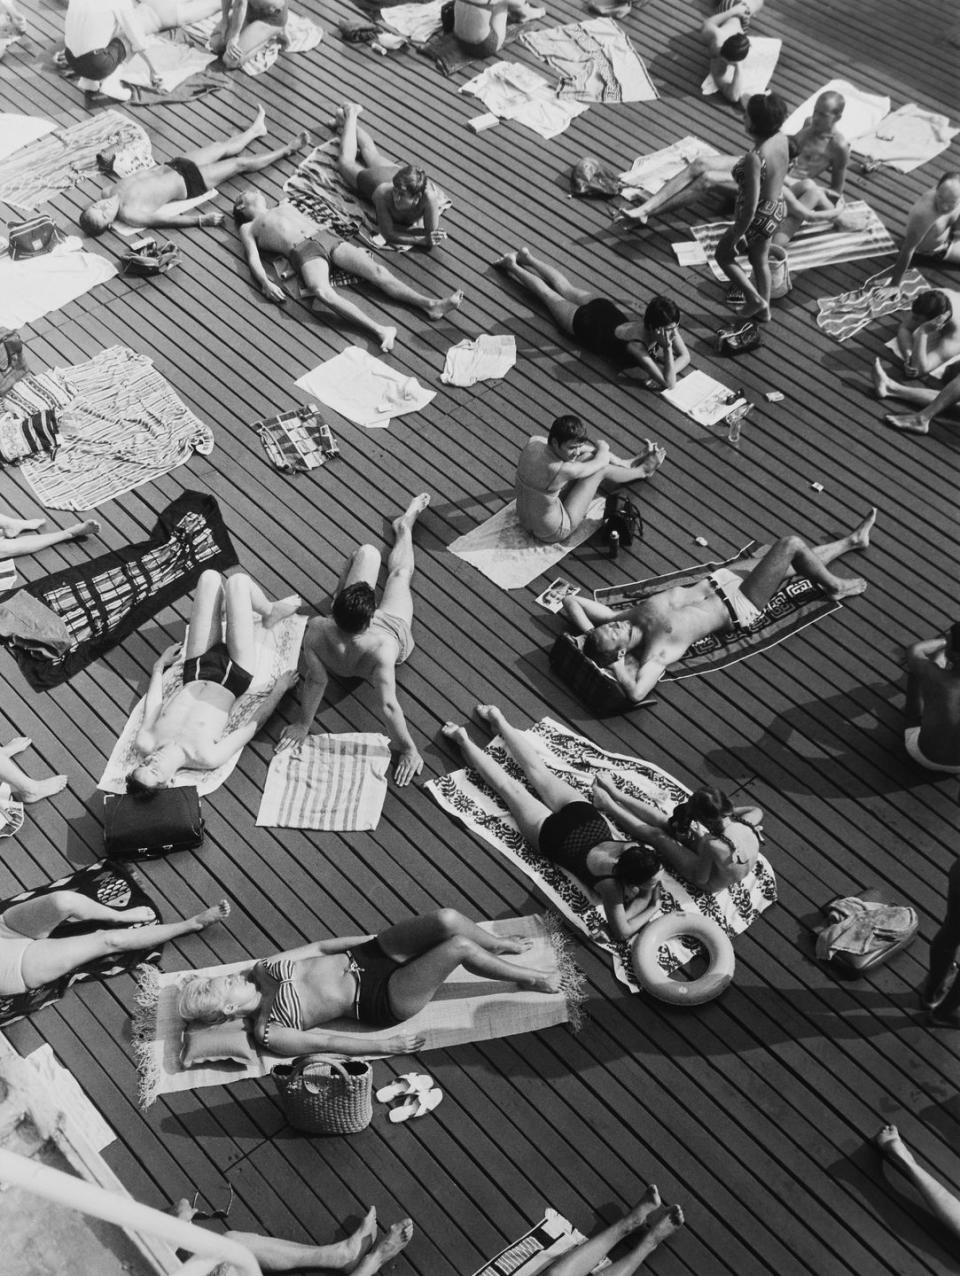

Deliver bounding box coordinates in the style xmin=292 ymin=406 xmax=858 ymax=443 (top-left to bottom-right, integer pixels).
xmin=304 ymin=615 xmax=398 ymax=682
xmin=917 ymin=661 xmax=960 ymax=762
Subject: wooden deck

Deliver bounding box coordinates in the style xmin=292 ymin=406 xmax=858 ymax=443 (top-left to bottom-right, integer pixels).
xmin=2 ymin=0 xmax=960 ymax=1272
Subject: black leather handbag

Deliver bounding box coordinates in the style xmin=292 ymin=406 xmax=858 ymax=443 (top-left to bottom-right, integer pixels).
xmin=102 ymin=786 xmax=204 ymax=860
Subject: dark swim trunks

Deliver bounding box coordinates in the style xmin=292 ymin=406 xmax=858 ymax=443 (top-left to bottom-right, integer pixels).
xmin=181 ymin=640 xmax=253 ymax=699
xmin=64 ymin=36 xmax=126 ymax=79
xmin=347 ymin=937 xmax=404 ymax=1028
xmin=247 ymin=0 xmax=289 ymax=25
xmin=166 ymin=157 xmax=208 ymax=202
xmin=571 ymin=297 xmax=630 ymax=361
xmin=288 ymin=229 xmax=343 ymax=275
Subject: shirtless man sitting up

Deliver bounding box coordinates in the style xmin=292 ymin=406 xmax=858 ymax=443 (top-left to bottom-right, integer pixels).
xmin=275 ymin=495 xmax=430 ymax=786
xmin=880 ymin=172 xmax=960 ymax=293
xmin=516 ymin=414 xmax=665 ymax=545
xmin=902 ymin=624 xmax=960 ymax=773
xmin=563 ymin=511 xmax=875 ymax=703
xmin=891 ymin=289 xmax=960 ymax=379
xmin=128 ymin=570 xmax=301 ymax=793
xmin=79 ymin=106 xmax=306 ymax=235
xmin=233 ymin=190 xmax=463 ymax=354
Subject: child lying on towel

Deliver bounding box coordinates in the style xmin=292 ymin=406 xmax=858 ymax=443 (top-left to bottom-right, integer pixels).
xmin=177 ymin=909 xmax=561 ymax=1055
xmin=127 ymin=570 xmax=300 ymax=794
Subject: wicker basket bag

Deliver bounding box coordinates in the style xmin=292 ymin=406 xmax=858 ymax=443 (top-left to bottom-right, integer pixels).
xmin=273 ymin=1056 xmax=373 ymax=1135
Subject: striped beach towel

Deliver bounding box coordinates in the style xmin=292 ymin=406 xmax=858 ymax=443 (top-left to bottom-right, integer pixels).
xmin=0 ymin=111 xmax=152 ymax=209
xmin=690 ymin=200 xmax=896 ymax=282
xmin=256 ymin=732 xmax=391 ymax=829
xmin=817 ymin=268 xmax=928 ymax=343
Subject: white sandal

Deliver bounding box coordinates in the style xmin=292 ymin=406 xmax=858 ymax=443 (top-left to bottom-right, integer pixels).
xmin=389 ymin=1087 xmax=443 ymax=1124
xmin=376 ymin=1073 xmax=433 ymax=1104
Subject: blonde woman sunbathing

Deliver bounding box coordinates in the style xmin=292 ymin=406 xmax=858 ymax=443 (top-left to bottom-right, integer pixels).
xmin=178 ymin=910 xmax=561 ymax=1056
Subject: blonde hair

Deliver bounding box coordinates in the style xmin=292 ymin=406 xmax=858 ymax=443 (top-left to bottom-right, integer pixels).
xmin=177 ymin=976 xmax=232 ymax=1024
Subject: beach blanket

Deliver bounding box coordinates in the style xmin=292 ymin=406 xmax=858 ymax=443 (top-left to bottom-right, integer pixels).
xmin=174 ymin=8 xmax=321 ymax=73
xmin=0 ymin=243 xmax=117 ymax=331
xmin=815 ymin=267 xmax=928 ymax=342
xmin=0 ymin=110 xmax=151 ymax=209
xmin=427 ymin=718 xmax=777 ymax=989
xmin=473 ymin=1211 xmax=595 ymax=1276
xmin=449 ymin=497 xmax=604 ymax=590
xmin=132 ymin=912 xmax=583 ymax=1105
xmin=701 ymin=36 xmax=780 ymax=98
xmin=256 ymin=731 xmax=391 ymax=828
xmin=0 ymin=860 xmax=162 ymax=1028
xmin=460 ymin=62 xmax=589 ymax=140
xmin=13 ymin=347 xmax=214 ymax=511
xmin=441 ymin=335 xmax=517 ymax=386
xmin=419 ymin=20 xmax=523 ymax=75
xmin=98 ymin=615 xmax=306 ymax=794
xmin=0 ymin=491 xmax=238 ymax=691
xmin=619 ymin=137 xmax=723 ymax=198
xmin=295 ymin=346 xmax=435 ymax=428
xmin=594 ymin=546 xmax=843 ymax=680
xmin=520 ymin=17 xmax=657 ymax=103
xmin=783 ymin=80 xmax=890 ymax=143
xmin=0 ymin=113 xmax=56 ymax=164
xmin=119 ymin=38 xmax=216 ymax=88
xmin=856 ymin=103 xmax=959 ymax=174
xmin=690 ymin=200 xmax=895 ymax=283
xmin=381 ymin=0 xmax=442 ymax=41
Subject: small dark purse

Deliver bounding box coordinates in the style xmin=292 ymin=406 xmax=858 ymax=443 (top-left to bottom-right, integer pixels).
xmin=714 ymin=319 xmax=762 ymax=356
xmin=600 ymin=492 xmax=643 ymax=549
xmin=121 ymin=239 xmax=181 ymax=277
xmin=7 ymin=214 xmax=66 ymax=260
xmin=103 ymin=786 xmax=204 ymax=860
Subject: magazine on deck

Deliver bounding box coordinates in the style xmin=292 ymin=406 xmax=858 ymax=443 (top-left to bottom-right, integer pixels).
xmin=662 ymin=370 xmax=746 ymax=427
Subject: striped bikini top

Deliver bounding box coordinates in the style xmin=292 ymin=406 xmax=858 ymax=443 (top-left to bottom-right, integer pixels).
xmin=258 ymin=959 xmax=305 ymax=1048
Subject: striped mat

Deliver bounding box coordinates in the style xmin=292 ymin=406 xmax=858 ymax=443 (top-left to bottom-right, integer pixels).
xmin=256 ymin=732 xmax=392 ymax=829
xmin=0 ymin=111 xmax=152 ymax=209
xmin=690 ymin=200 xmax=896 ymax=282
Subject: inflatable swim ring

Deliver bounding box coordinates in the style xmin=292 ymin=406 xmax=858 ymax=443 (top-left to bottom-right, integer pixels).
xmin=631 ymin=913 xmax=735 ymax=1005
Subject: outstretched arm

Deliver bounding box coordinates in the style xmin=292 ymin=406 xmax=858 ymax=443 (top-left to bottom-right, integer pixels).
xmin=372 ymin=661 xmax=422 ymax=786
xmin=240 ymin=223 xmax=286 ymax=302
xmin=136 ymin=209 xmax=225 ymax=229
xmin=275 ymin=646 xmax=328 ymax=751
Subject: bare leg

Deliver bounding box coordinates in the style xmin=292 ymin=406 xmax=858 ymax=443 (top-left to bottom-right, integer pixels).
xmin=336 ymin=103 xmax=379 ymax=189
xmin=875 ymin=358 xmax=960 ymax=433
xmin=340 ymin=544 xmax=382 ymax=591
xmin=623 ymin=158 xmax=736 ymax=225
xmin=0 ymin=744 xmax=67 ymax=803
xmin=593 ymin=773 xmax=670 ymax=828
xmin=20 ymin=901 xmax=230 ymax=989
xmin=307 ymin=276 xmax=398 ymax=354
xmin=742 ymin=239 xmax=773 ymax=320
xmin=561 ymin=457 xmax=662 ymax=532
xmin=545 ymin=1189 xmax=662 ymax=1276
xmin=378 ymin=494 xmax=429 ymax=625
xmin=201 ymin=131 xmax=309 ymax=190
xmin=184 ymin=105 xmax=268 ymax=167
xmin=738 ymin=534 xmax=867 ymax=609
xmin=334 ymin=244 xmax=464 ymax=322
xmin=495 ymin=248 xmax=590 ymax=333
xmin=349 ymin=1221 xmax=414 ymax=1276
xmin=223 ymin=1207 xmax=379 ymax=1272
xmin=0 ymin=519 xmax=99 ymax=557
xmin=601 ymin=1208 xmax=685 ymax=1276
xmin=183 ymin=570 xmax=225 ymax=659
xmin=715 ymin=231 xmax=767 ymax=319
xmin=441 ymin=722 xmax=555 ymax=844
xmin=733 ymin=510 xmax=876 ymax=583
xmin=475 ymin=704 xmax=586 ymax=811
xmin=876 ymin=1126 xmax=960 ymax=1239
xmin=222 ymin=573 xmax=300 ymax=668
xmin=0 ymin=512 xmax=44 ymax=536
xmin=2 ymin=890 xmax=156 ymax=937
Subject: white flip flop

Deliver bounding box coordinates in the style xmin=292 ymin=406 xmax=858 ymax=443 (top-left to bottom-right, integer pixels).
xmin=376 ymin=1072 xmax=433 ymax=1104
xmin=389 ymin=1087 xmax=443 ymax=1124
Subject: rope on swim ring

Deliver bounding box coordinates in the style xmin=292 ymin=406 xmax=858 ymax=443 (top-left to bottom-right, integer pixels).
xmin=631 ymin=913 xmax=735 ymax=1006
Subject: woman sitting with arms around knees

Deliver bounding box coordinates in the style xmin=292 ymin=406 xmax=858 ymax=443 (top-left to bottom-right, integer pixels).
xmin=0 ymin=894 xmax=229 ymax=999
xmin=716 ymin=91 xmax=790 ymax=323
xmin=443 ymin=707 xmax=663 ymax=942
xmin=495 ymin=247 xmax=688 ymax=386
xmin=894 ymin=289 xmax=960 ymax=379
xmin=516 ymin=414 xmax=665 ymax=545
xmin=178 ymin=909 xmax=560 ymax=1056
xmin=592 ymin=775 xmax=762 ymax=892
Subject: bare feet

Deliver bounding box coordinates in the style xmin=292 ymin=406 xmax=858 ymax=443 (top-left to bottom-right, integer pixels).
xmin=393 ymin=493 xmax=430 ymax=536
xmin=18 ymin=774 xmax=68 ymax=803
xmin=631 ymin=443 xmax=667 ymax=477
xmin=516 ymin=246 xmax=533 ymax=266
xmin=191 ymin=900 xmax=231 ymax=930
xmin=2 ymin=517 xmax=45 ymax=537
xmin=829 ymin=576 xmax=868 ymax=600
xmin=0 ymin=736 xmax=32 ymax=758
xmin=289 ymin=129 xmax=311 ymax=154
xmin=378 ymin=326 xmax=397 ymax=354
xmin=872 ymin=356 xmax=892 ymax=399
xmin=441 ymin=722 xmax=469 ymax=749
xmin=885 ymin=411 xmax=931 ymax=434
xmin=70 ymin=519 xmax=100 ymax=539
xmin=425 ymin=290 xmax=464 ymax=320
xmin=123 ymin=905 xmax=159 ymax=924
xmin=367 ymin=1220 xmax=413 ymax=1270
xmin=494 ymin=251 xmax=518 ymax=271
xmin=250 ymin=104 xmax=267 ymax=138
xmin=474 ymin=703 xmax=505 ymax=731
xmin=850 ymin=508 xmax=877 ymax=551
xmin=494 ymin=936 xmax=535 ymax=955
xmin=525 ymin=968 xmax=562 ymax=994
xmin=340 ymin=1206 xmax=378 ymax=1265
xmin=647 ymin=1205 xmax=684 ymax=1245
xmin=875 ymin=1124 xmax=912 ymax=1168
xmin=622 ymin=1184 xmax=662 ymax=1230
xmin=264 ymin=595 xmax=302 ymax=629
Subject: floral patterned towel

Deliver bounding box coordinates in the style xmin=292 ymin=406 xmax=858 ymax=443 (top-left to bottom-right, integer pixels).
xmin=426 ymin=717 xmax=777 ymax=989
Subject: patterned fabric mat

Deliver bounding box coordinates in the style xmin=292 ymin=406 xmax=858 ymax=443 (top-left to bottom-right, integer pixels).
xmin=426 ymin=717 xmax=777 ymax=989
xmin=520 ymin=16 xmax=658 ymax=103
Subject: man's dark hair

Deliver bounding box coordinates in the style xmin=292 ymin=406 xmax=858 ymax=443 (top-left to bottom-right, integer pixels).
xmin=746 ymin=92 xmax=789 ymax=139
xmin=232 ymin=198 xmax=256 ymax=226
xmin=548 ymin=414 xmax=589 ymax=448
xmin=126 ymin=772 xmax=158 ymax=799
xmin=720 ymin=32 xmax=750 ymax=62
xmin=936 ymin=172 xmax=960 ymax=190
xmin=583 ymin=627 xmax=621 ymax=668
xmin=394 ymin=165 xmax=428 ymax=200
xmin=644 ymin=295 xmax=680 ymax=330
xmin=948 ymin=622 xmax=960 ymax=659
xmin=332 ymin=582 xmax=377 ymax=634
xmin=911 ymin=289 xmax=951 ymax=322
xmin=615 ymin=843 xmax=661 ymax=887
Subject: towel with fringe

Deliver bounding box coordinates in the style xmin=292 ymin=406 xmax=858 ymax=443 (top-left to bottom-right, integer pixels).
xmin=426 ymin=717 xmax=777 ymax=989
xmin=132 ymin=913 xmax=583 ymax=1106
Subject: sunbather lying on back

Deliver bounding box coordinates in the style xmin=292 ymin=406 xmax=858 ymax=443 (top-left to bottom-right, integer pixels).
xmin=233 ymin=190 xmax=463 ymax=353
xmin=79 ymin=106 xmax=306 ymax=234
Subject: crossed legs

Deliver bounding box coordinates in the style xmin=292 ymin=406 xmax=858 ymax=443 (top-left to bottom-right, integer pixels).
xmin=546 ymin=1189 xmax=684 ymax=1276
xmin=184 ymin=570 xmax=301 ymax=670
xmin=736 ymin=509 xmax=876 ymax=608
xmin=874 ymin=358 xmax=960 ymax=433
xmin=619 ymin=156 xmax=737 ymax=226
xmin=335 ymin=104 xmax=393 ymax=190
xmin=495 ymin=247 xmax=593 ymax=334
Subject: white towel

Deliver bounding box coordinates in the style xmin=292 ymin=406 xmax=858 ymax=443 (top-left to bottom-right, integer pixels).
xmin=295 ymin=346 xmax=435 ymax=428
xmin=857 ymin=103 xmax=959 ymax=173
xmin=460 ymin=62 xmax=589 ymax=140
xmin=0 ymin=246 xmax=116 ymax=330
xmin=0 ymin=114 xmax=55 ymax=164
xmin=619 ymin=137 xmax=723 ymax=198
xmin=257 ymin=732 xmax=391 ymax=829
xmin=119 ymin=38 xmax=216 ymax=87
xmin=702 ymin=37 xmax=781 ymax=98
xmin=449 ymin=498 xmax=604 ymax=590
xmin=441 ymin=335 xmax=517 ymax=386
xmin=97 ymin=615 xmax=307 ymax=795
xmin=783 ymin=80 xmax=890 ymax=143
xmin=381 ymin=0 xmax=443 ymax=41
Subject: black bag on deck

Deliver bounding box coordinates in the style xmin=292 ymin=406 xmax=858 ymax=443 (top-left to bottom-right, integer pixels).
xmin=102 ymin=787 xmax=204 ymax=860
xmin=599 ymin=493 xmax=643 ymax=549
